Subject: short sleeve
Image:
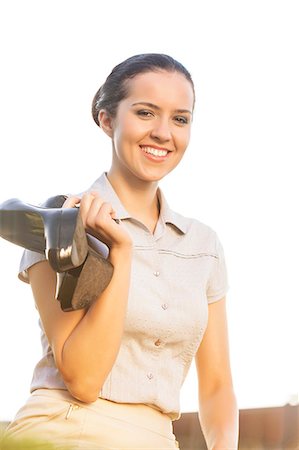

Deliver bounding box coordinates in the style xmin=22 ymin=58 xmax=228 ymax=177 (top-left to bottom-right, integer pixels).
xmin=18 ymin=249 xmax=47 ymax=283
xmin=17 ymin=194 xmax=69 ymax=283
xmin=206 ymin=234 xmax=229 ymax=303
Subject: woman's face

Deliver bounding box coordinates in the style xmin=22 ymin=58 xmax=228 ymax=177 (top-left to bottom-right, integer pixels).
xmin=102 ymin=70 xmax=194 ymax=183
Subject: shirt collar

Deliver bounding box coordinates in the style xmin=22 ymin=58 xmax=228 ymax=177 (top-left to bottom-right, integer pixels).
xmin=86 ymin=172 xmax=188 ymax=234
xmin=157 ymin=188 xmax=188 ymax=234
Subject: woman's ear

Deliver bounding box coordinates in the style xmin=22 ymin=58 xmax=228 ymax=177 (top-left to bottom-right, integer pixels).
xmin=98 ymin=110 xmax=113 ymax=137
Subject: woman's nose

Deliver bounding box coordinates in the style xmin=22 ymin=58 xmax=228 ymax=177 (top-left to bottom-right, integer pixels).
xmin=150 ymin=119 xmax=172 ymax=142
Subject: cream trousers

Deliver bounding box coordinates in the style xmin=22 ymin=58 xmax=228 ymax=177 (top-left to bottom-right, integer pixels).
xmin=5 ymin=389 xmax=180 ymax=449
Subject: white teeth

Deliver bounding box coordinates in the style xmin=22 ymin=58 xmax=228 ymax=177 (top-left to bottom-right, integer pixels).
xmin=141 ymin=146 xmax=168 ymax=157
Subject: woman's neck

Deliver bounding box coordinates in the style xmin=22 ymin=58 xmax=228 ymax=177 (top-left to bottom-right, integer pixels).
xmin=106 ymin=169 xmax=160 ymax=233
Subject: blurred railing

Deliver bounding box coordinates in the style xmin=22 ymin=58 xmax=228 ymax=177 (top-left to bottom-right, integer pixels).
xmin=173 ymin=404 xmax=298 ymax=449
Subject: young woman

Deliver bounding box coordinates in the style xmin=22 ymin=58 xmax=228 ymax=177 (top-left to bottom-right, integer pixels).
xmin=4 ymin=54 xmax=239 ymax=449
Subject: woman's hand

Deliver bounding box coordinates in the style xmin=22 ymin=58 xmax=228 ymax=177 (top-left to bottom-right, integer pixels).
xmin=63 ymin=192 xmax=132 ymax=251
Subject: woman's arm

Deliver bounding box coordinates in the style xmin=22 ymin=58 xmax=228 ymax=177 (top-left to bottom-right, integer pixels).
xmin=28 ymin=193 xmax=133 ymax=403
xmin=195 ymin=297 xmax=239 ymax=450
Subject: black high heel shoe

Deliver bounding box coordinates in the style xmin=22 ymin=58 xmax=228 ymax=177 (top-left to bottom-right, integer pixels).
xmin=0 ymin=197 xmax=88 ymax=272
xmin=0 ymin=196 xmax=114 ymax=311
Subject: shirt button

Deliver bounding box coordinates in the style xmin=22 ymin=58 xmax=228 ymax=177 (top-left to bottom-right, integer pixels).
xmin=147 ymin=372 xmax=154 ymax=380
xmin=153 ymin=271 xmax=160 ymax=277
xmin=161 ymin=303 xmax=168 ymax=310
xmin=154 ymin=339 xmax=162 ymax=347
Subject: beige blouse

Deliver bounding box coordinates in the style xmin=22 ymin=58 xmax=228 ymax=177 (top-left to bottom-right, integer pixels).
xmin=19 ymin=173 xmax=229 ymax=420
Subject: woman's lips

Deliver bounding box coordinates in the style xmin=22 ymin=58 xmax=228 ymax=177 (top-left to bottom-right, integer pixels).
xmin=140 ymin=146 xmax=170 ymax=161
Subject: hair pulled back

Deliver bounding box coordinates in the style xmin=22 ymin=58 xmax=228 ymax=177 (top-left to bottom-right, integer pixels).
xmin=92 ymin=53 xmax=194 ymax=127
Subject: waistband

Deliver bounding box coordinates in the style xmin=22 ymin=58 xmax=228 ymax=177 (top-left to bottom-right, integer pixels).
xmin=32 ymin=389 xmax=174 ymax=438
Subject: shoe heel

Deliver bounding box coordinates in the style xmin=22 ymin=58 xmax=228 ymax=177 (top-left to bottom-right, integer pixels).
xmin=46 ymin=208 xmax=88 ymax=272
xmin=56 ymin=248 xmax=114 ymax=311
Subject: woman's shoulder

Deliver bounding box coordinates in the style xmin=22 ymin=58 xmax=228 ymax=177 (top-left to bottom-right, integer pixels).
xmin=170 ymin=209 xmax=222 ymax=254
xmin=171 ymin=208 xmax=217 ymax=236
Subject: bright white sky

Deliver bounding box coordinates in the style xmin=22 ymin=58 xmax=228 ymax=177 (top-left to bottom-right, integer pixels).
xmin=0 ymin=0 xmax=298 ymax=422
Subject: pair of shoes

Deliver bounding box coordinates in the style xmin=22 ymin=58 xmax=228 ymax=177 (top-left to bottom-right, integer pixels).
xmin=0 ymin=196 xmax=114 ymax=311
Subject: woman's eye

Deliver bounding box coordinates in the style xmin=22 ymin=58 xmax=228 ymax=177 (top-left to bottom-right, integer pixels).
xmin=175 ymin=116 xmax=189 ymax=125
xmin=137 ymin=110 xmax=154 ymax=118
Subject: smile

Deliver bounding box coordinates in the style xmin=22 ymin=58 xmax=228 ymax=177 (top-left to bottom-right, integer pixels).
xmin=140 ymin=146 xmax=169 ymax=158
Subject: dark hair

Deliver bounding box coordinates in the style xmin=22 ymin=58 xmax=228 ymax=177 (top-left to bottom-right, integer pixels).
xmin=91 ymin=53 xmax=195 ymax=127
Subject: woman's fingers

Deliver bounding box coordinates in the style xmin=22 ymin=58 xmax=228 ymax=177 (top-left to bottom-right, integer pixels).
xmin=62 ymin=191 xmax=132 ymax=248
xmin=80 ymin=193 xmax=113 ymax=234
xmin=62 ymin=192 xmax=104 ymax=230
xmin=78 ymin=192 xmax=100 ymax=227
xmin=85 ymin=195 xmax=106 ymax=229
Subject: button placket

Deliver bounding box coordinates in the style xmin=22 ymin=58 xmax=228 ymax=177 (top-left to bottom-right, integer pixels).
xmin=152 ymin=239 xmax=161 ymax=279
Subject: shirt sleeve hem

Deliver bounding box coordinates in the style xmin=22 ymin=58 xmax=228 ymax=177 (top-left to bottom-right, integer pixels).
xmin=207 ymin=286 xmax=229 ymax=304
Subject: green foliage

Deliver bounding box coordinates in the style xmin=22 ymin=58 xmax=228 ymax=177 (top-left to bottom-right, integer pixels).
xmin=0 ymin=433 xmax=71 ymax=450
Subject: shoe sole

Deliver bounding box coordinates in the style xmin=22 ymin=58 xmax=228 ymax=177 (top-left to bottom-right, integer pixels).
xmin=56 ymin=248 xmax=114 ymax=311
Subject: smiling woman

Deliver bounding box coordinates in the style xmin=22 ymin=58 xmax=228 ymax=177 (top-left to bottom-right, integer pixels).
xmin=95 ymin=70 xmax=194 ymax=186
xmin=2 ymin=53 xmax=238 ymax=450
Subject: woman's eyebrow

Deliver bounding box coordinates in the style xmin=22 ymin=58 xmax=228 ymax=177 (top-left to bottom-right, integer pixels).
xmin=131 ymin=102 xmax=192 ymax=115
